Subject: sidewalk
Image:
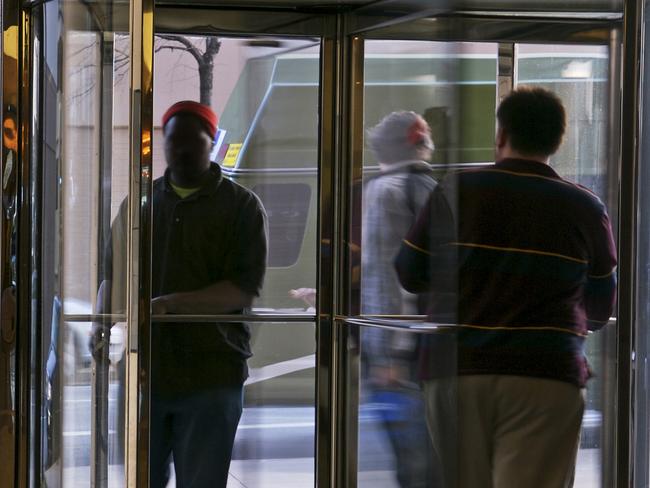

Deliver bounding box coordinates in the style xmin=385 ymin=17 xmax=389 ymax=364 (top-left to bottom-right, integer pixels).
xmin=59 ymin=448 xmax=599 ymax=487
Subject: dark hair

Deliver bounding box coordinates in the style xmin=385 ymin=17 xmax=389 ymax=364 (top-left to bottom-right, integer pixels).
xmin=496 ymin=86 xmax=566 ymax=157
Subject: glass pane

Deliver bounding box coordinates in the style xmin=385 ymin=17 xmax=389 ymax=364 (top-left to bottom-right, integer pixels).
xmin=635 ymin=16 xmax=650 ymax=487
xmin=150 ymin=321 xmax=316 ymax=488
xmin=516 ymin=44 xmax=615 ymax=488
xmin=148 ymin=35 xmax=319 ymax=486
xmin=357 ymin=39 xmax=489 ymax=487
xmin=354 ymin=39 xmax=616 ymax=488
xmin=516 ymin=44 xmax=610 ymax=200
xmin=205 ymin=323 xmax=315 ymax=487
xmin=362 ymin=41 xmax=497 ymax=169
xmin=38 ymin=0 xmax=130 ymax=484
xmin=359 ymin=40 xmax=498 ymax=313
xmin=151 ymin=36 xmax=319 ymax=313
xmin=355 ymin=321 xmax=457 ymax=488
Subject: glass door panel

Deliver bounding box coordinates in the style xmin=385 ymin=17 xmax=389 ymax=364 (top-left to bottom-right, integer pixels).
xmin=351 ymin=36 xmax=618 ymax=488
xmin=149 ymin=34 xmax=320 ymax=487
xmin=515 ymin=43 xmax=616 ymax=488
xmin=151 ymin=35 xmax=319 ymax=313
xmin=34 ymin=0 xmax=132 ymax=485
xmin=635 ymin=10 xmax=650 ymax=486
xmin=355 ymin=39 xmax=493 ymax=488
xmin=516 ymin=44 xmax=611 ymax=199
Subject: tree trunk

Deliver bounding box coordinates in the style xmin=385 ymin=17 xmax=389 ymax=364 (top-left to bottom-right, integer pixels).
xmin=199 ymin=63 xmax=213 ymax=105
xmin=199 ymin=37 xmax=221 ymax=105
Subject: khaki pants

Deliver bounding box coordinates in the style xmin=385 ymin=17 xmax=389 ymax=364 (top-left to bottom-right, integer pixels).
xmin=423 ymin=375 xmax=585 ymax=488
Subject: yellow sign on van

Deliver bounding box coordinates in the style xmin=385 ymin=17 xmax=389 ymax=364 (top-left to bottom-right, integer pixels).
xmin=223 ymin=143 xmax=242 ymax=167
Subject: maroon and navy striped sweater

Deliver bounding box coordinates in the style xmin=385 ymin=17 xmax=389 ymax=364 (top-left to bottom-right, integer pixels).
xmin=394 ymin=158 xmax=617 ymax=387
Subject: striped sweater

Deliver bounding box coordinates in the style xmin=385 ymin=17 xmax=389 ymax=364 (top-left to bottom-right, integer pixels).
xmin=394 ymin=158 xmax=617 ymax=387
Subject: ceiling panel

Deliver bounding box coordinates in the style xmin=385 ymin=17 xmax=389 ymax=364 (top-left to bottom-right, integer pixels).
xmin=152 ymin=0 xmax=622 ymax=14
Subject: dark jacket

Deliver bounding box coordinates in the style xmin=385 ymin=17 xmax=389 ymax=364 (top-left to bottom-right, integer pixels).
xmin=106 ymin=164 xmax=267 ymax=394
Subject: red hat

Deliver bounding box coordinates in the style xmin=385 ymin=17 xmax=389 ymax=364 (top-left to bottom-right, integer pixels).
xmin=162 ymin=100 xmax=218 ymax=138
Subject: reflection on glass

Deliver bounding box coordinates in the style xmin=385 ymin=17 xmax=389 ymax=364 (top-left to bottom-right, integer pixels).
xmin=252 ymin=183 xmax=311 ymax=269
xmin=516 ymin=44 xmax=613 ymax=488
xmin=517 ymin=44 xmax=610 ymax=198
xmin=362 ymin=41 xmax=497 ymax=167
xmin=360 ymin=111 xmax=437 ymax=487
xmin=356 ymin=41 xmax=615 ymax=488
xmin=153 ymin=323 xmax=316 ymax=488
xmin=357 ymin=40 xmax=476 ymax=488
xmin=45 ymin=0 xmax=131 ymax=482
xmin=152 ymin=37 xmax=319 ymax=311
xmin=357 ymin=324 xmax=455 ymax=488
xmin=232 ymin=323 xmax=315 ymax=487
xmin=148 ymin=36 xmax=318 ymax=487
xmin=0 ymin=86 xmax=17 ymax=488
xmin=636 ymin=21 xmax=650 ymax=487
xmin=399 ymin=76 xmax=613 ymax=488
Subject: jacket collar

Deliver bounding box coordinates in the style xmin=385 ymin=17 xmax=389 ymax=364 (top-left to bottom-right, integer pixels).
xmin=163 ymin=163 xmax=223 ymax=199
xmin=494 ymin=158 xmax=561 ymax=180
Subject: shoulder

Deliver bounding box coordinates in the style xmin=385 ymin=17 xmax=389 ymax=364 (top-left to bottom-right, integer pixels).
xmin=153 ymin=175 xmax=166 ymax=192
xmin=451 ymin=166 xmax=608 ymax=215
xmin=546 ymin=177 xmax=608 ymax=216
xmin=364 ymin=176 xmax=409 ymax=207
xmin=570 ymin=182 xmax=607 ymax=210
xmin=412 ymin=170 xmax=437 ymax=190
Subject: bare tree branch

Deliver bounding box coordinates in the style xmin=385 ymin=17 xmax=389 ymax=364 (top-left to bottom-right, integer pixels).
xmin=67 ymin=82 xmax=97 ymax=104
xmin=68 ymin=42 xmax=100 ymax=59
xmin=155 ymin=45 xmax=192 ymax=55
xmin=72 ymin=34 xmax=221 ymax=106
xmin=156 ymin=35 xmax=202 ymax=64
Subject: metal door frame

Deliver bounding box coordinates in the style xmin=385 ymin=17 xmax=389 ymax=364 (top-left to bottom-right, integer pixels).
xmin=4 ymin=0 xmax=648 ymax=487
xmin=338 ymin=9 xmax=628 ymax=488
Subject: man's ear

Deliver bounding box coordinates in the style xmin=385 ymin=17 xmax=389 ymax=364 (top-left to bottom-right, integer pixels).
xmin=495 ymin=126 xmax=507 ymax=149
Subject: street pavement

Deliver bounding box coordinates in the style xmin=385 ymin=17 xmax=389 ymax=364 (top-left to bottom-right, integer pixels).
xmin=58 ymin=384 xmax=601 ymax=487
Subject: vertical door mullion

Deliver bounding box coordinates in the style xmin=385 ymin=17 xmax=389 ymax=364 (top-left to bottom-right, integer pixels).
xmin=604 ymin=25 xmax=622 ymax=488
xmin=317 ymin=15 xmax=337 ymax=488
xmin=126 ymin=0 xmax=154 ymax=484
xmin=618 ymin=0 xmax=642 ymax=485
xmin=91 ymin=29 xmax=116 ymax=488
xmin=16 ymin=7 xmax=34 ymax=487
xmin=318 ymin=13 xmax=361 ymax=488
xmin=338 ymin=30 xmax=365 ymax=488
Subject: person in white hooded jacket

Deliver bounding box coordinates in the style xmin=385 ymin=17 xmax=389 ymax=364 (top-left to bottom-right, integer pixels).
xmin=361 ymin=111 xmax=438 ymax=488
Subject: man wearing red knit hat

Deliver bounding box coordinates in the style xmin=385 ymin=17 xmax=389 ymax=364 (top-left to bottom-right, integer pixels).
xmin=94 ymin=100 xmax=267 ymax=487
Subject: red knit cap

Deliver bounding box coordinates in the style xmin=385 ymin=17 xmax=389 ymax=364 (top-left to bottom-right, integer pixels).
xmin=162 ymin=100 xmax=218 ymax=138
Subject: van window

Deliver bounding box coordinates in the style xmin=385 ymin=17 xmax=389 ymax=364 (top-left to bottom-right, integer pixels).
xmin=253 ymin=183 xmax=311 ymax=267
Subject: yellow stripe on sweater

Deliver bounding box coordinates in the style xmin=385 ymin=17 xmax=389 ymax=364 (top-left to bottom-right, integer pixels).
xmin=449 ymin=242 xmax=588 ymax=265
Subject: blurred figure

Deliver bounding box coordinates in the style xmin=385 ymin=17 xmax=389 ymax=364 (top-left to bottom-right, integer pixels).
xmin=92 ymin=101 xmax=267 ymax=488
xmin=361 ymin=111 xmax=437 ymax=488
xmin=396 ymin=87 xmax=617 ymax=488
xmin=289 ymin=287 xmax=316 ymax=310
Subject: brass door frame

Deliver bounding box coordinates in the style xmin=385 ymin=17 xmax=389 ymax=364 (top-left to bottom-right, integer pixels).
xmin=5 ymin=0 xmax=648 ymax=487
